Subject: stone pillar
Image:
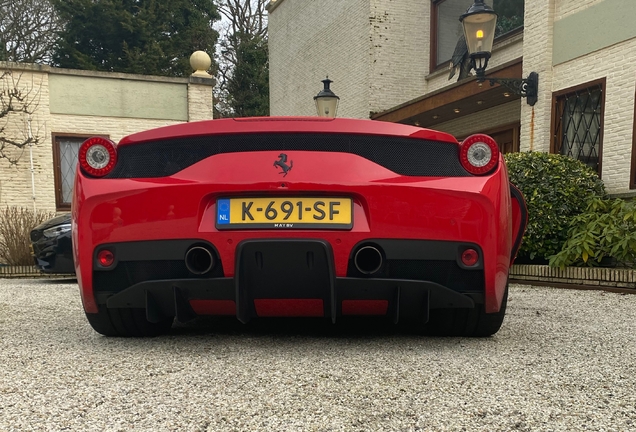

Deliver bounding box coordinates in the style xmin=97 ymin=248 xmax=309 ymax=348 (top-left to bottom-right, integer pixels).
xmin=188 ymin=51 xmax=215 ymax=121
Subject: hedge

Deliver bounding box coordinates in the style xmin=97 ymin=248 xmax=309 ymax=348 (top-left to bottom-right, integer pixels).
xmin=504 ymin=152 xmax=606 ymax=261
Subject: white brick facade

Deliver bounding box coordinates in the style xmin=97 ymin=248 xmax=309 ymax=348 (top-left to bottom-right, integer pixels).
xmin=268 ymin=0 xmax=523 ymax=116
xmin=268 ymin=0 xmax=636 ymax=194
xmin=268 ymin=0 xmax=370 ymax=118
xmin=268 ymin=0 xmax=431 ymax=118
xmin=0 ymin=68 xmax=51 ymax=210
xmin=522 ymin=0 xmax=636 ymax=192
xmin=519 ymin=0 xmax=554 ymax=153
xmin=368 ymin=0 xmax=429 ymax=114
xmin=0 ymin=63 xmax=214 ymax=211
xmin=552 ymin=36 xmax=636 ymax=190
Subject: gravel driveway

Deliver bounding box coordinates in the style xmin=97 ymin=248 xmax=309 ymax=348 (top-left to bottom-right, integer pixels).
xmin=1 ymin=278 xmax=636 ymax=431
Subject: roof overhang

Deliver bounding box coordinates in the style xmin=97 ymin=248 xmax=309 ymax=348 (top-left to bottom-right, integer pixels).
xmin=371 ymin=59 xmax=523 ymax=128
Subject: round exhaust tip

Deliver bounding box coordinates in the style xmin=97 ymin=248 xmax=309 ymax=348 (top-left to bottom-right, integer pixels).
xmin=185 ymin=246 xmax=215 ymax=275
xmin=354 ymin=245 xmax=384 ymax=275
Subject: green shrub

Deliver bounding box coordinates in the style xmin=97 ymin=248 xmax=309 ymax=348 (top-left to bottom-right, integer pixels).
xmin=550 ymin=198 xmax=636 ymax=269
xmin=0 ymin=206 xmax=55 ymax=266
xmin=504 ymin=152 xmax=606 ymax=261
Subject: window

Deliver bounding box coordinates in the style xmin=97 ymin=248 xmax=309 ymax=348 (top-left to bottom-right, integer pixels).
xmin=551 ymin=79 xmax=605 ymax=175
xmin=493 ymin=0 xmax=524 ymax=36
xmin=431 ymin=0 xmax=524 ymax=70
xmin=52 ymin=134 xmax=106 ymax=210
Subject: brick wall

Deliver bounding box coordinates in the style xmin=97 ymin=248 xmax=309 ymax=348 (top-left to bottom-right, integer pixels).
xmin=269 ymin=0 xmax=435 ymax=119
xmin=0 ymin=68 xmax=51 ymax=211
xmin=368 ymin=0 xmax=429 ymax=115
xmin=0 ymin=63 xmax=214 ymax=212
xmin=268 ymin=0 xmax=370 ymax=118
xmin=519 ymin=0 xmax=555 ymax=155
xmin=552 ymin=37 xmax=636 ymax=192
xmin=188 ymin=80 xmax=215 ymax=122
xmin=520 ymin=0 xmax=636 ymax=193
xmin=268 ymin=0 xmax=635 ymax=193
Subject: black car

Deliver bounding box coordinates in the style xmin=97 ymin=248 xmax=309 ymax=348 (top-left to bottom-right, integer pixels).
xmin=30 ymin=213 xmax=75 ymax=274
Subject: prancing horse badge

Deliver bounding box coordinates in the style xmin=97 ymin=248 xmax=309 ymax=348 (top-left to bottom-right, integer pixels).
xmin=273 ymin=153 xmax=293 ymax=177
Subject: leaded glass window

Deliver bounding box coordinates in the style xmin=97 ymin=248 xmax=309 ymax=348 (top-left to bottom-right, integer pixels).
xmin=58 ymin=138 xmax=80 ymax=204
xmin=552 ymin=81 xmax=605 ymax=174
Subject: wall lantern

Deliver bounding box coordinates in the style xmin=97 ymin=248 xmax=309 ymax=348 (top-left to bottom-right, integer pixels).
xmin=460 ymin=0 xmax=538 ymax=106
xmin=314 ymin=77 xmax=339 ymax=118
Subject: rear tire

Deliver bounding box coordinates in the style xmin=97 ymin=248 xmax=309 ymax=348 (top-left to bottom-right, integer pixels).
xmin=85 ymin=306 xmax=173 ymax=337
xmin=423 ymin=285 xmax=508 ymax=337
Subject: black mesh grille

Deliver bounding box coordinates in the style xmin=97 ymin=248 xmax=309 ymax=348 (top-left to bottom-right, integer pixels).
xmin=106 ymin=133 xmax=470 ymax=178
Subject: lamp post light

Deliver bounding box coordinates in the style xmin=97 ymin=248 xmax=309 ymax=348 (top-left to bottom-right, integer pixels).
xmin=314 ymin=77 xmax=339 ymax=118
xmin=460 ymin=0 xmax=538 ymax=106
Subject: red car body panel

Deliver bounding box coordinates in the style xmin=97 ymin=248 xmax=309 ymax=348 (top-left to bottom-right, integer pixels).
xmin=72 ymin=117 xmax=523 ymax=327
xmin=117 ymin=116 xmax=459 ymax=146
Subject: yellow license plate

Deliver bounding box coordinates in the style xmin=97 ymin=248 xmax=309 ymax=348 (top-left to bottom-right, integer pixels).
xmin=216 ymin=197 xmax=353 ymax=230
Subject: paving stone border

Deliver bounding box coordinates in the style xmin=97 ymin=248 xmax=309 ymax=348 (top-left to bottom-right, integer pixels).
xmin=0 ymin=265 xmax=68 ymax=278
xmin=510 ymin=264 xmax=636 ymax=289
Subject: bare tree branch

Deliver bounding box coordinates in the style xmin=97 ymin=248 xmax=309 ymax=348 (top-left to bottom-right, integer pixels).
xmin=0 ymin=0 xmax=62 ymax=63
xmin=0 ymin=70 xmax=42 ymax=165
xmin=214 ymin=0 xmax=268 ymax=117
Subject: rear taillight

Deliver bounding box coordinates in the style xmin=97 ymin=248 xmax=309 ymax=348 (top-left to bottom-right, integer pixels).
xmin=79 ymin=137 xmax=117 ymax=177
xmin=459 ymin=134 xmax=499 ymax=175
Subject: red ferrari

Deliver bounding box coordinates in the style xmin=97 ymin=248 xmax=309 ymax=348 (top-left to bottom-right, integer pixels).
xmin=72 ymin=117 xmax=527 ymax=337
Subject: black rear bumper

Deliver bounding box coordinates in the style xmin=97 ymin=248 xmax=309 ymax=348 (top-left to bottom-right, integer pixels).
xmin=103 ymin=276 xmax=476 ymax=324
xmin=98 ymin=239 xmax=479 ymax=325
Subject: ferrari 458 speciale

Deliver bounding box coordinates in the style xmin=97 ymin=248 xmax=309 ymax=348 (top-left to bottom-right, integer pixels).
xmin=72 ymin=117 xmax=527 ymax=337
